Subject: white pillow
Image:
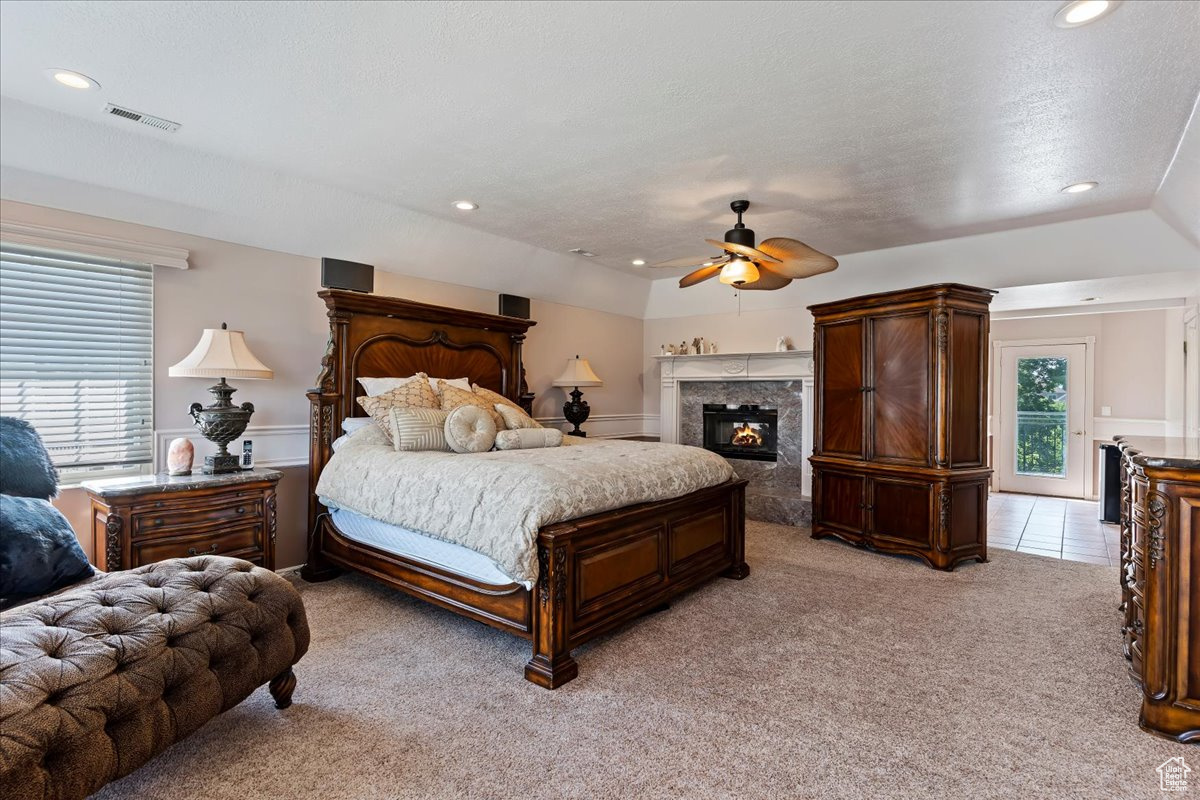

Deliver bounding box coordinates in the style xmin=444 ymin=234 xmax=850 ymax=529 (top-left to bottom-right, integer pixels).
xmin=341 ymin=417 xmax=374 ymax=434
xmin=494 ymin=403 xmax=541 ymax=430
xmin=443 ymin=405 xmax=497 ymax=453
xmin=428 ymin=376 xmax=470 ymax=396
xmin=357 ymin=374 xmax=424 ymax=397
xmin=494 ymin=428 xmax=564 ymax=450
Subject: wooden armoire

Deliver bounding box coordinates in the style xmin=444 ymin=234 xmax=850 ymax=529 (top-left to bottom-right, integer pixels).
xmin=809 ymin=284 xmax=995 ymax=570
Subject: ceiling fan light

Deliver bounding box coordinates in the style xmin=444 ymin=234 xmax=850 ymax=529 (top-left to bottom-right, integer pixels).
xmin=719 ymin=257 xmax=759 ymax=286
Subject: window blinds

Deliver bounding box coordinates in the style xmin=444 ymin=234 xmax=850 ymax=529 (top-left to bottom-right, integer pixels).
xmin=0 ymin=243 xmax=153 ymax=471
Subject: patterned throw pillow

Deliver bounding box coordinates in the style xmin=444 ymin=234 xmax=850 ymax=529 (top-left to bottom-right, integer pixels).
xmin=494 ymin=428 xmax=563 ymax=450
xmin=357 ymin=377 xmax=440 ymax=440
xmin=388 ymin=407 xmax=451 ymax=452
xmin=439 ymin=382 xmax=505 ymax=430
xmin=443 ymin=405 xmax=498 ymax=454
xmin=471 ymin=384 xmax=541 ymax=430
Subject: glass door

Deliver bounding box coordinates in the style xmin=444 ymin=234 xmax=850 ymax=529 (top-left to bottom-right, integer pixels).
xmin=997 ymin=344 xmax=1088 ymax=497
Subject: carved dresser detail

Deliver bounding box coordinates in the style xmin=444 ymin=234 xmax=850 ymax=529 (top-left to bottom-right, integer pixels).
xmin=808 ymin=283 xmax=994 ymax=570
xmin=1116 ymin=435 xmax=1200 ymax=742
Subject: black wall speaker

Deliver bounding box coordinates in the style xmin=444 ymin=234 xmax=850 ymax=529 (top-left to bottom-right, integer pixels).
xmin=321 ymin=258 xmax=374 ymax=293
xmin=499 ymin=294 xmax=531 ymax=319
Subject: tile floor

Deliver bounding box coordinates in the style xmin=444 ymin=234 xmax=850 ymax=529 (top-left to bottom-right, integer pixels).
xmin=988 ymin=492 xmax=1120 ymax=566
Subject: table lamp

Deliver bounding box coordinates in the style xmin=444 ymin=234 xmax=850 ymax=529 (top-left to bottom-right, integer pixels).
xmin=168 ymin=323 xmax=274 ymax=473
xmin=552 ymin=355 xmax=603 ymax=437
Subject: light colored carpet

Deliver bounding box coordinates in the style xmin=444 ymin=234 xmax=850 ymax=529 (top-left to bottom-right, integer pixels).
xmin=95 ymin=522 xmax=1191 ymax=800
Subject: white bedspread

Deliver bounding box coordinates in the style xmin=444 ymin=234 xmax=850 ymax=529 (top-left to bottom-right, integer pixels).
xmin=316 ymin=425 xmax=734 ymax=584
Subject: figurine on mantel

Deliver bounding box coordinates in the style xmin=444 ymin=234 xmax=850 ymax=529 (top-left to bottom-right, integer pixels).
xmin=776 ymin=336 xmax=792 ymax=352
xmin=708 ymin=341 xmax=718 ymax=354
xmin=692 ymin=337 xmax=704 ymax=355
xmin=679 ymin=340 xmax=687 ymax=355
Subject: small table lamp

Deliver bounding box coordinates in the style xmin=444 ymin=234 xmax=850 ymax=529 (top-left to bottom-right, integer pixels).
xmin=169 ymin=323 xmax=274 ymax=473
xmin=552 ymin=355 xmax=603 ymax=437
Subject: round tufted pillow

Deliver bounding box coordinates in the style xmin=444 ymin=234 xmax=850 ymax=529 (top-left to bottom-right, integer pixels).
xmin=443 ymin=405 xmax=497 ymax=453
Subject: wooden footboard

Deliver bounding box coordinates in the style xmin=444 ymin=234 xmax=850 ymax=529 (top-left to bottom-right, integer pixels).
xmin=305 ymin=478 xmax=748 ymax=688
xmin=526 ymin=477 xmax=748 ymax=688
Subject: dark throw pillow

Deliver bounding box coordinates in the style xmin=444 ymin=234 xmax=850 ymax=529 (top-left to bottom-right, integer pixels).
xmin=0 ymin=416 xmax=59 ymax=500
xmin=0 ymin=495 xmax=93 ymax=610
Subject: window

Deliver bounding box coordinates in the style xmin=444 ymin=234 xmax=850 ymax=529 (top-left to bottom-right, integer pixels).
xmin=0 ymin=243 xmax=153 ymax=478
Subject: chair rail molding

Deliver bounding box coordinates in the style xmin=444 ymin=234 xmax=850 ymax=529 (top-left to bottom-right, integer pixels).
xmin=154 ymin=424 xmax=307 ymax=472
xmin=653 ymin=351 xmax=815 ymax=497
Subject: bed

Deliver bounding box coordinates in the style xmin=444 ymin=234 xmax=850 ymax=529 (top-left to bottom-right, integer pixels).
xmin=301 ymin=289 xmax=748 ymax=687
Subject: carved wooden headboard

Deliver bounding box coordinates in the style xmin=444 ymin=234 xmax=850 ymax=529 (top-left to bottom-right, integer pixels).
xmin=306 ymin=290 xmax=536 ymax=519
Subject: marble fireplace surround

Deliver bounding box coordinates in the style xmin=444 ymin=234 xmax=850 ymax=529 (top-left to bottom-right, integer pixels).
xmin=655 ymin=352 xmax=814 ymax=521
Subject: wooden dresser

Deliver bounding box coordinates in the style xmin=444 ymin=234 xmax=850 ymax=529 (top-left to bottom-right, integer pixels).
xmin=82 ymin=469 xmax=282 ymax=572
xmin=809 ymin=284 xmax=994 ymax=570
xmin=1116 ymin=435 xmax=1200 ymax=742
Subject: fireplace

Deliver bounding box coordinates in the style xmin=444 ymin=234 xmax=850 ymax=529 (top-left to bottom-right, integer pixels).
xmin=702 ymin=404 xmax=778 ymax=462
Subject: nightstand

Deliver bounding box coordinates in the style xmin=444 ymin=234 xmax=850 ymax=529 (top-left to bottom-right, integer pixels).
xmin=82 ymin=468 xmax=282 ymax=572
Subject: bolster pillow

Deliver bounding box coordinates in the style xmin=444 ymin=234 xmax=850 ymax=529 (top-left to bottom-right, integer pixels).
xmin=494 ymin=428 xmax=564 ymax=450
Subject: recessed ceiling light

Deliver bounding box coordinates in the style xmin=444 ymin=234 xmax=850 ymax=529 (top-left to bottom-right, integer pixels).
xmin=1054 ymin=0 xmax=1119 ymax=28
xmin=47 ymin=69 xmax=99 ymax=90
xmin=631 ymin=259 xmax=646 ymax=266
xmin=569 ymin=248 xmax=597 ymax=257
xmin=1061 ymin=181 xmax=1099 ymax=193
xmin=453 ymin=200 xmax=478 ymax=211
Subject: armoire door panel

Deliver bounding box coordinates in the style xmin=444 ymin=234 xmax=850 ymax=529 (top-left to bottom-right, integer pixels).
xmin=870 ymin=478 xmax=932 ymax=547
xmin=817 ymin=471 xmax=866 ymax=532
xmin=871 ymin=313 xmax=930 ymax=463
xmin=820 ymin=320 xmax=865 ymax=458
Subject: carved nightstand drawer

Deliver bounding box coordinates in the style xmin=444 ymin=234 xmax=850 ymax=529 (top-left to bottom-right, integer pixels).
xmin=132 ymin=496 xmax=262 ymax=538
xmin=132 ymin=525 xmax=264 ymax=566
xmin=83 ymin=469 xmax=282 ymax=572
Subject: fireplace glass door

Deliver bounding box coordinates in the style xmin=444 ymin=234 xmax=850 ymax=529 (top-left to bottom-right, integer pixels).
xmin=702 ymin=404 xmax=778 ymax=462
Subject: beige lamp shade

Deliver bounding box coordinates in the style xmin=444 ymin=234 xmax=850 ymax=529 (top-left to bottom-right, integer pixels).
xmin=168 ymin=325 xmax=274 ymax=380
xmin=552 ymin=355 xmax=603 ymax=388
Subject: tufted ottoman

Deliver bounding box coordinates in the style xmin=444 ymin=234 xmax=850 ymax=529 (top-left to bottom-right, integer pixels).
xmin=0 ymin=556 xmax=309 ymax=800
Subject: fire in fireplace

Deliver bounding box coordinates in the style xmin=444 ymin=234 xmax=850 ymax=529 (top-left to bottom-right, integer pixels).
xmin=702 ymin=404 xmax=778 ymax=462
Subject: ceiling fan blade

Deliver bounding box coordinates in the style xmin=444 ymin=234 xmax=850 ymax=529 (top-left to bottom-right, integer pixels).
xmin=704 ymin=238 xmax=782 ymax=264
xmin=756 ymin=237 xmax=839 ymax=278
xmin=678 ymin=265 xmax=722 ymax=288
xmin=651 ymin=254 xmax=729 ymax=269
xmin=738 ymin=267 xmax=792 ymax=291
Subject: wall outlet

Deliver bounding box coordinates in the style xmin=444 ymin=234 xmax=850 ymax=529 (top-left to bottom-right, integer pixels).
xmin=1100 ymin=406 xmax=1112 ymax=417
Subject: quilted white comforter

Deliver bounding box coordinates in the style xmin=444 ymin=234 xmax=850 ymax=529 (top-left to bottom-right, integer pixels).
xmin=315 ymin=425 xmax=735 ymax=584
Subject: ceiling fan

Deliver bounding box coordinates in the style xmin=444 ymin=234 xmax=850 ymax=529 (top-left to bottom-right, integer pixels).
xmin=653 ymin=200 xmax=838 ymax=290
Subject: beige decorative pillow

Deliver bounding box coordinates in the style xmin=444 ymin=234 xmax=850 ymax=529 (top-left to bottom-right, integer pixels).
xmin=472 ymin=383 xmax=541 ymax=430
xmin=428 ymin=376 xmax=471 ymax=397
xmin=357 ymin=374 xmax=425 ymax=398
xmin=357 ymin=378 xmax=440 ymax=440
xmin=494 ymin=428 xmax=564 ymax=450
xmin=443 ymin=405 xmax=497 ymax=453
xmin=388 ymin=407 xmax=452 ymax=452
xmin=494 ymin=403 xmax=540 ymax=430
xmin=439 ymin=382 xmax=505 ymax=430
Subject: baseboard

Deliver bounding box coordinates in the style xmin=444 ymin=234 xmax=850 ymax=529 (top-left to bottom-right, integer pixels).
xmin=154 ymin=424 xmax=308 ymax=471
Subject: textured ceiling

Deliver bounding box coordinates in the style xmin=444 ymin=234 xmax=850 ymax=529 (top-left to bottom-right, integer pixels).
xmin=1 ymin=0 xmax=1198 ymax=279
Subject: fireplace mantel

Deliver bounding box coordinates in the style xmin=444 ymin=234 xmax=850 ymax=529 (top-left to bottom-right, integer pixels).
xmin=655 ymin=350 xmax=814 ymax=498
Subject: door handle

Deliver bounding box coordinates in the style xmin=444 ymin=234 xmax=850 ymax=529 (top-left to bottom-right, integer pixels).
xmin=1071 ymin=430 xmax=1085 ymax=436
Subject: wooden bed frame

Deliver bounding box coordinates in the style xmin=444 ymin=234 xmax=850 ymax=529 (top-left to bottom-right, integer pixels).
xmin=301 ymin=290 xmax=748 ymax=687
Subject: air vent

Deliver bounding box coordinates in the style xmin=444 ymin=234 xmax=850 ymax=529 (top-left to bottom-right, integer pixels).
xmin=569 ymin=248 xmax=597 ymax=257
xmin=104 ymin=104 xmax=181 ymax=133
